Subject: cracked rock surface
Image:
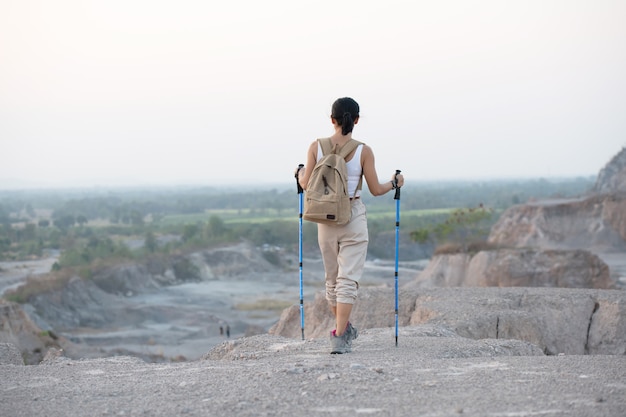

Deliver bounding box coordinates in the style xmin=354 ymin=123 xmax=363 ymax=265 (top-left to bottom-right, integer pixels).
xmin=271 ymin=287 xmax=626 ymax=356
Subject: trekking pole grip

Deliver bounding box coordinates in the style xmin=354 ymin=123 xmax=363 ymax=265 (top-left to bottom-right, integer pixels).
xmin=295 ymin=164 xmax=304 ymax=194
xmin=393 ymin=169 xmax=401 ymax=200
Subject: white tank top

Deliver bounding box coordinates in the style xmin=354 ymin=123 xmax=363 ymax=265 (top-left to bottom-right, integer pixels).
xmin=317 ymin=142 xmax=364 ymax=198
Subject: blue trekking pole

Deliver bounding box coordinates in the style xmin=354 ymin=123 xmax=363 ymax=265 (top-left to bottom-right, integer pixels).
xmin=393 ymin=170 xmax=401 ymax=347
xmin=295 ymin=164 xmax=305 ymax=340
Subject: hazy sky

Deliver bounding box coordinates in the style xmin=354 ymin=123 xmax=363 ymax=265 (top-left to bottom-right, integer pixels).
xmin=1 ymin=0 xmax=625 ymax=189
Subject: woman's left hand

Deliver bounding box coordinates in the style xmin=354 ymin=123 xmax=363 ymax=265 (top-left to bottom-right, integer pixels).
xmin=392 ymin=173 xmax=404 ymax=188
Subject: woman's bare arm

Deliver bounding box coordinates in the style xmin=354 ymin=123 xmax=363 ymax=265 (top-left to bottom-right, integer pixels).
xmin=362 ymin=144 xmax=404 ymax=196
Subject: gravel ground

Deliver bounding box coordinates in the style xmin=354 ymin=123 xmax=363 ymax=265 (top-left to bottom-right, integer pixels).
xmin=2 ymin=326 xmax=625 ymax=417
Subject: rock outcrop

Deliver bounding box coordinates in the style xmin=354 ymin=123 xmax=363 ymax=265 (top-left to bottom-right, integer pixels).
xmin=487 ymin=192 xmax=626 ymax=252
xmin=270 ymin=287 xmax=626 ymax=356
xmin=91 ymin=242 xmax=279 ymax=296
xmin=594 ymin=146 xmax=626 ymax=193
xmin=439 ymin=148 xmax=626 ymax=290
xmin=0 ymin=299 xmax=64 ymax=364
xmin=28 ymin=276 xmax=149 ymax=329
xmin=487 ymin=148 xmax=626 ymax=253
xmin=412 ymin=249 xmax=612 ymax=289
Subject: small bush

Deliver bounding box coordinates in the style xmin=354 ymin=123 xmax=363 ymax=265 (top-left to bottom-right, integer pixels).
xmin=466 ymin=240 xmax=498 ymax=253
xmin=433 ymin=243 xmax=464 ymax=255
xmin=433 ymin=240 xmax=499 ymax=256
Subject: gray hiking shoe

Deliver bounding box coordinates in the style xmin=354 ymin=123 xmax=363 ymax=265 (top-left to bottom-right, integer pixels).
xmin=329 ymin=323 xmax=358 ymax=354
xmin=330 ymin=330 xmax=351 ymax=354
xmin=345 ymin=322 xmax=358 ymax=345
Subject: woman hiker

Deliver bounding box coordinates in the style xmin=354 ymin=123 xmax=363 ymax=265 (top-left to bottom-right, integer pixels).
xmin=297 ymin=97 xmax=405 ymax=354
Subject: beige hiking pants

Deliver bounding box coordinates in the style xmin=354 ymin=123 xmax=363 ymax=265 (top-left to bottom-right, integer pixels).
xmin=317 ymin=198 xmax=368 ymax=306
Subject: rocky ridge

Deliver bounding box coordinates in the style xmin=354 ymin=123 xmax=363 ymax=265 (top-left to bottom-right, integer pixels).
xmin=417 ymin=148 xmax=626 ymax=289
xmin=488 ymin=147 xmax=626 ymax=253
xmin=594 ymin=146 xmax=626 ymax=193
xmin=270 ymin=287 xmax=626 ymax=356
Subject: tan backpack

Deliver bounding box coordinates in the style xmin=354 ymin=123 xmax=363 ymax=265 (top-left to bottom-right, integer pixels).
xmin=303 ymin=138 xmax=363 ymax=225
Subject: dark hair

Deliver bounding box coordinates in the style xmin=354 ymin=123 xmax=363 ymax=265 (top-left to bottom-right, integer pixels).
xmin=331 ymin=97 xmax=360 ymax=135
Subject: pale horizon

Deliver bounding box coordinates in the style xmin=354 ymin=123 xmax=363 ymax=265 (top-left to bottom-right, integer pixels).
xmin=2 ymin=1 xmax=625 ymax=190
xmin=0 ymin=173 xmax=600 ymax=193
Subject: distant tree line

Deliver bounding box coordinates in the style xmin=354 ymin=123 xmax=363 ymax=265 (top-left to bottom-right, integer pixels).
xmin=0 ymin=177 xmax=595 ymax=265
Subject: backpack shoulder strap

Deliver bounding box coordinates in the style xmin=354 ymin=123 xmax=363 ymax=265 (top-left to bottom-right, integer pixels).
xmin=318 ymin=138 xmax=333 ymax=156
xmin=318 ymin=138 xmax=364 ymax=158
xmin=338 ymin=139 xmax=363 ymax=159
